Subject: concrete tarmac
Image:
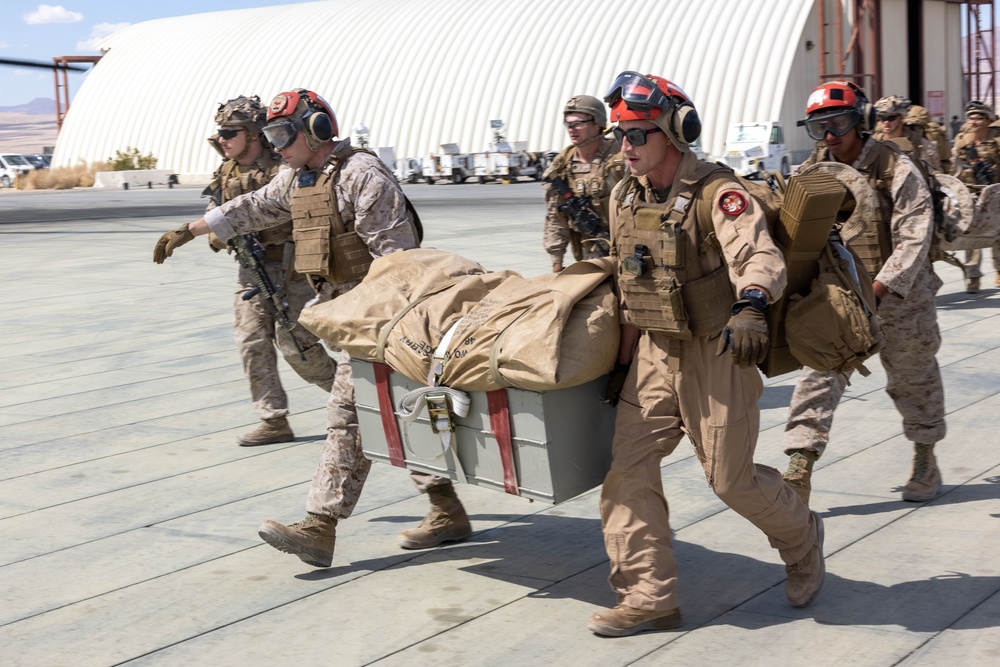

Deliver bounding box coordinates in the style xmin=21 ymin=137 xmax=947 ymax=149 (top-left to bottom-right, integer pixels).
xmin=1 ymin=183 xmax=999 ymax=666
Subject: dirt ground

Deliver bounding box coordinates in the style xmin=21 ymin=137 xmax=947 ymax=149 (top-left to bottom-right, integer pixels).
xmin=0 ymin=111 xmax=57 ymax=154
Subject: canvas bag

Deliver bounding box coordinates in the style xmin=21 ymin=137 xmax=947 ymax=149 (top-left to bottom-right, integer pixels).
xmin=298 ymin=248 xmax=619 ymax=391
xmin=784 ymin=242 xmax=882 ymax=375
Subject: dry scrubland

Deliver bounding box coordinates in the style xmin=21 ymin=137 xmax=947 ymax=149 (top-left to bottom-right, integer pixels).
xmin=1 ymin=111 xmax=111 ymax=190
xmin=0 ymin=111 xmax=56 ymax=154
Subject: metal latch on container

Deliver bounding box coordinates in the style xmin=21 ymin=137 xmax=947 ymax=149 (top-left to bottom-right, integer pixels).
xmin=425 ymin=393 xmax=456 ymax=434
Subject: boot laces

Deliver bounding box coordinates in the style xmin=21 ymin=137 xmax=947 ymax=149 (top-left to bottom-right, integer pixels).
xmin=911 ymin=446 xmax=932 ymax=481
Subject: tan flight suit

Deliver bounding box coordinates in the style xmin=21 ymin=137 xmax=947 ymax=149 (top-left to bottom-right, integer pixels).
xmin=599 ymin=150 xmax=816 ymax=611
xmin=542 ymin=137 xmax=625 ymax=268
xmin=205 ymin=138 xmax=449 ymax=520
xmin=785 ymin=139 xmax=945 ymax=457
xmin=952 ymin=130 xmax=1000 ymax=280
xmin=207 ymin=152 xmax=338 ymax=421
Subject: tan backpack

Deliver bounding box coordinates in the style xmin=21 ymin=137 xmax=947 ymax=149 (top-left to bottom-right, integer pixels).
xmin=696 ymin=167 xmax=883 ymax=377
xmin=784 ymin=242 xmax=883 ymax=376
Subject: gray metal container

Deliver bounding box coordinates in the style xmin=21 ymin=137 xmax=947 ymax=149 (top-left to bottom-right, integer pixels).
xmin=352 ymin=359 xmax=616 ymax=504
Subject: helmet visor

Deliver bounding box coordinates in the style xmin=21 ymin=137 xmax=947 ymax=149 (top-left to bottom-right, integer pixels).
xmin=262 ymin=119 xmax=303 ymax=149
xmin=799 ymin=110 xmax=860 ymax=141
xmin=604 ymin=71 xmax=673 ymax=112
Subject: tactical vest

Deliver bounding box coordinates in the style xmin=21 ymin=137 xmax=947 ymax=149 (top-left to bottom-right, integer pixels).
xmin=611 ymin=164 xmax=735 ymax=339
xmin=803 ymin=142 xmax=897 ymax=276
xmin=953 ymin=132 xmax=1000 ymax=187
xmin=289 ymin=145 xmax=417 ymax=284
xmin=213 ymin=151 xmax=290 ymax=247
xmin=547 ymin=138 xmax=625 ymax=256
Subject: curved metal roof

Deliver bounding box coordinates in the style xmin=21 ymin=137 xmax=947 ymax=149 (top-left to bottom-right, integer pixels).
xmin=53 ymin=0 xmax=817 ymax=175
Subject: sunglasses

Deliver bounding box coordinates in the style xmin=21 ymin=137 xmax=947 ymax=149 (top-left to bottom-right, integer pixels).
xmin=612 ymin=126 xmax=663 ymax=146
xmin=799 ymin=110 xmax=860 ymax=141
xmin=217 ymin=128 xmax=245 ymax=140
xmin=879 ymin=114 xmax=901 ymax=122
xmin=262 ymin=119 xmax=304 ymax=149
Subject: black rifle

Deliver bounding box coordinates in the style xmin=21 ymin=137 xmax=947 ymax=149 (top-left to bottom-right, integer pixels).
xmin=544 ymin=174 xmax=609 ymax=241
xmin=229 ymin=234 xmax=306 ymax=360
xmin=963 ymin=146 xmax=996 ymax=186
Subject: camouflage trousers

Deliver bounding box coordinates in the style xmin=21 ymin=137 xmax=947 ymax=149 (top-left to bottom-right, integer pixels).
xmin=784 ymin=266 xmax=947 ymax=457
xmin=303 ymin=285 xmax=452 ymax=519
xmin=962 ymin=243 xmax=1000 ymax=280
xmin=234 ymin=258 xmax=337 ymax=421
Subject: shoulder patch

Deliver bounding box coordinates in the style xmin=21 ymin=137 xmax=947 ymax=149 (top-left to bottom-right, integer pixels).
xmin=718 ymin=190 xmax=749 ymax=215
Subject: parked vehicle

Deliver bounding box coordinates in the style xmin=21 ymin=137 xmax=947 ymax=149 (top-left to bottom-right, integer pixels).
xmin=394 ymin=157 xmax=422 ymax=184
xmin=423 ymin=143 xmax=473 ymax=184
xmin=22 ymin=154 xmax=51 ymax=170
xmin=471 ymin=121 xmax=542 ymax=183
xmin=0 ymin=153 xmax=33 ymax=187
xmin=720 ymin=121 xmax=790 ymax=178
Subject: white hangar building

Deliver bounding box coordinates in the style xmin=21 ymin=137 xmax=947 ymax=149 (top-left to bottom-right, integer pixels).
xmin=52 ymin=0 xmax=967 ymax=179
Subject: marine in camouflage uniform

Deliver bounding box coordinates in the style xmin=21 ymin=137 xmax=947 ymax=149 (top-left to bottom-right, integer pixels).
xmin=906 ymin=105 xmax=952 ymax=174
xmin=154 ymin=89 xmax=470 ymax=568
xmin=952 ymin=101 xmax=1000 ymax=292
xmin=206 ymin=96 xmax=338 ymax=447
xmin=872 ymin=96 xmax=941 ymax=172
xmin=543 ymin=95 xmax=625 ymax=272
xmin=587 ymin=72 xmax=822 ymax=638
xmin=784 ymin=81 xmax=946 ymax=506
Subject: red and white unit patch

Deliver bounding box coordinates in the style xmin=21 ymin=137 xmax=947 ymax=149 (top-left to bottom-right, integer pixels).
xmin=718 ymin=190 xmax=749 ymax=215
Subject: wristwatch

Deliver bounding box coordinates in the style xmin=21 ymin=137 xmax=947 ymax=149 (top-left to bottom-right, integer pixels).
xmin=740 ymin=288 xmax=768 ymax=313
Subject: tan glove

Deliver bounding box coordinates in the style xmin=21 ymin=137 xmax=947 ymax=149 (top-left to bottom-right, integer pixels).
xmin=153 ymin=223 xmax=194 ymax=264
xmin=207 ymin=232 xmax=228 ymax=253
xmin=716 ymin=298 xmax=769 ymax=368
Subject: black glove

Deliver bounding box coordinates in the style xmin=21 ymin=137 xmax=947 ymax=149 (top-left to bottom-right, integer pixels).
xmin=716 ymin=292 xmax=769 ymax=368
xmin=602 ymin=363 xmax=630 ymax=406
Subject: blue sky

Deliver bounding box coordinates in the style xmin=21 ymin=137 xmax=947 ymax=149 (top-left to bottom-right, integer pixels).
xmin=1 ymin=1 xmax=310 ymax=106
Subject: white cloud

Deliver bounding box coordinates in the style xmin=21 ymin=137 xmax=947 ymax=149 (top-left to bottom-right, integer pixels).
xmin=24 ymin=4 xmax=84 ymax=25
xmin=76 ymin=22 xmax=130 ymax=52
xmin=0 ymin=41 xmax=10 ymax=49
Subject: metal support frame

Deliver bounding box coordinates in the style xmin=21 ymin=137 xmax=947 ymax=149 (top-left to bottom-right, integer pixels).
xmin=817 ymin=0 xmax=882 ymax=98
xmin=964 ymin=2 xmax=997 ymax=106
xmin=51 ymin=55 xmax=101 ymax=133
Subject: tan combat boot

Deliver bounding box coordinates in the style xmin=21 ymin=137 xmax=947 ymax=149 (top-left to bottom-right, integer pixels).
xmin=783 ymin=450 xmax=819 ymax=506
xmin=786 ymin=511 xmax=825 ymax=607
xmin=398 ymin=484 xmax=472 ymax=549
xmin=587 ymin=604 xmax=683 ymax=637
xmin=237 ymin=416 xmax=294 ymax=447
xmin=902 ymin=443 xmax=943 ymax=502
xmin=994 ymin=271 xmax=1000 ymax=287
xmin=258 ymin=513 xmax=336 ymax=567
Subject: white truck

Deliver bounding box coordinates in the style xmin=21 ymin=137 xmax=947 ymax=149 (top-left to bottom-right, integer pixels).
xmin=721 ymin=121 xmax=790 ymax=178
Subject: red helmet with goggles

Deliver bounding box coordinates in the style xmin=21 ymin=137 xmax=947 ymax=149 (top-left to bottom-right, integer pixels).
xmin=604 ymin=71 xmax=701 ymax=147
xmin=263 ymin=89 xmax=339 ymax=150
xmin=798 ymin=80 xmax=874 ymax=141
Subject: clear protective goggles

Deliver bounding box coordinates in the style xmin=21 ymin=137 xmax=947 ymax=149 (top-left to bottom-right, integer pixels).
xmin=262 ymin=118 xmax=304 ymax=149
xmin=798 ymin=109 xmax=861 ymax=141
xmin=603 ymin=71 xmax=674 ymax=112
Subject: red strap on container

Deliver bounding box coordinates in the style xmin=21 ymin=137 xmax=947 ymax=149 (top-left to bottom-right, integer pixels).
xmin=373 ymin=363 xmax=406 ymax=468
xmin=486 ymin=389 xmax=519 ymax=496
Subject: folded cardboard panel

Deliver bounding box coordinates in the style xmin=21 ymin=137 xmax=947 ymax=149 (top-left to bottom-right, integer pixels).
xmin=760 ymin=173 xmax=845 ymax=378
xmin=352 ymin=359 xmax=616 ymax=504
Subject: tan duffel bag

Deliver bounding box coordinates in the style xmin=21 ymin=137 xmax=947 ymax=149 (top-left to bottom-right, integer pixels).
xmin=298 ymin=248 xmax=619 ymax=391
